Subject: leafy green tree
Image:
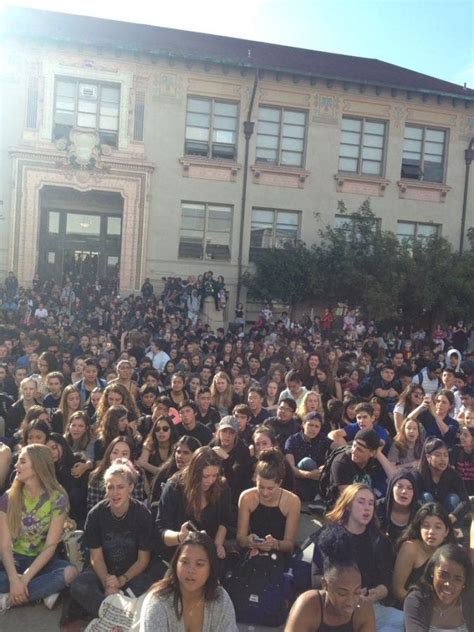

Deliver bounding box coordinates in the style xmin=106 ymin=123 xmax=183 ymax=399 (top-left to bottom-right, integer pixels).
xmin=242 ymin=241 xmax=319 ymax=315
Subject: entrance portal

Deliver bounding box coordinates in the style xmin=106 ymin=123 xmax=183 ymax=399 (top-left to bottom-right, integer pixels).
xmin=38 ymin=187 xmax=123 ymax=286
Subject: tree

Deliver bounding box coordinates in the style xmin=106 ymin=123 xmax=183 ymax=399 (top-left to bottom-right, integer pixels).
xmin=242 ymin=241 xmax=319 ymax=315
xmin=314 ymin=199 xmax=407 ymax=322
xmin=243 ymin=199 xmax=474 ymax=329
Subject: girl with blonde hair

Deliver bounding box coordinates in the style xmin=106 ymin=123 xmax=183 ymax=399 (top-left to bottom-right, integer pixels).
xmin=296 ymin=390 xmax=324 ymax=421
xmin=0 ymin=444 xmax=78 ymax=612
xmin=210 ymin=371 xmax=237 ymax=417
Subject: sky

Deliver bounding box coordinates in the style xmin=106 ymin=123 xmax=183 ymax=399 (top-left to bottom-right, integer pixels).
xmin=2 ymin=0 xmax=473 ymax=87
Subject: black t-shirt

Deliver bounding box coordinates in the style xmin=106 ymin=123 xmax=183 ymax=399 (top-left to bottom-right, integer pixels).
xmin=84 ymin=498 xmax=152 ymax=576
xmin=176 ymin=421 xmax=213 ymax=446
xmin=196 ymin=406 xmax=221 ymax=430
xmin=330 ymin=450 xmax=376 ymax=490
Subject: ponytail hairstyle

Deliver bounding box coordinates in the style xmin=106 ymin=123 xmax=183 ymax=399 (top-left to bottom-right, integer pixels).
xmin=255 ymin=447 xmax=285 ymax=484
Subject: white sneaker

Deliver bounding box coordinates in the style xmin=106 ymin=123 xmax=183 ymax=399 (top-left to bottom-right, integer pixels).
xmin=43 ymin=592 xmax=60 ymax=610
xmin=0 ymin=593 xmax=10 ymax=614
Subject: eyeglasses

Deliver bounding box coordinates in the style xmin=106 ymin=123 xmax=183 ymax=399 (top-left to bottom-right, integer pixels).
xmin=156 ymin=426 xmax=170 ymax=432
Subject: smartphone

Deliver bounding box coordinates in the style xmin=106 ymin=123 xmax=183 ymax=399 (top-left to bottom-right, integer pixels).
xmin=187 ymin=520 xmax=199 ymax=532
xmin=253 ymin=537 xmax=265 ymax=543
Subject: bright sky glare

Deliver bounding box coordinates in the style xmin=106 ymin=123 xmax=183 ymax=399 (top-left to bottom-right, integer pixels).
xmin=2 ymin=0 xmax=473 ymax=87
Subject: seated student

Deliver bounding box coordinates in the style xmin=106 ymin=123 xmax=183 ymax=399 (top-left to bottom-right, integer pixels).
xmin=94 ymin=404 xmax=142 ymax=462
xmin=155 ymin=447 xmax=232 ymax=561
xmin=392 ymin=503 xmax=455 ymax=606
xmin=450 ymin=425 xmax=474 ymax=501
xmin=232 ymin=404 xmax=254 ymax=446
xmin=247 ymin=386 xmax=271 ymax=426
xmin=278 ymin=370 xmax=309 ymax=408
xmin=328 ymin=403 xmax=389 ymax=449
xmin=136 ymin=384 xmax=158 ymax=416
xmin=51 ymin=385 xmax=82 ymax=435
xmin=377 ymin=469 xmax=420 ymax=545
xmin=70 ymin=461 xmax=161 ymax=619
xmin=416 ymin=437 xmax=470 ymax=527
xmin=410 ymin=390 xmax=459 ymax=448
xmin=296 ymin=391 xmax=324 ymax=424
xmin=47 ymin=433 xmax=89 ymax=528
xmin=285 ymin=412 xmax=332 ymax=501
xmin=64 ymin=410 xmax=96 ymax=473
xmin=149 ymin=436 xmax=202 ymax=516
xmin=6 ymin=377 xmax=42 ymax=439
xmin=393 ymin=383 xmax=426 ymax=433
xmin=311 ymin=484 xmax=404 ymax=631
xmin=210 ymin=415 xmax=253 ymax=506
xmin=176 ymin=400 xmax=213 ymax=445
xmin=195 ymin=386 xmax=221 ymax=430
xmin=263 ymin=397 xmax=300 ymax=451
xmin=286 ymin=528 xmax=376 ymax=632
xmin=404 ymin=543 xmax=474 ymax=631
xmin=0 ymin=444 xmax=78 ymax=612
xmin=387 ymin=417 xmax=424 ymax=470
xmin=42 ymin=371 xmax=64 ymax=417
xmin=251 ymin=425 xmax=295 ymax=492
xmin=87 ymin=437 xmax=146 ymax=512
xmin=371 ymin=364 xmax=401 ymax=413
xmin=237 ymin=448 xmax=301 ymax=560
xmin=140 ymin=531 xmax=238 ymax=632
xmin=325 ymin=429 xmax=385 ymax=509
xmin=137 ymin=414 xmax=179 ymax=485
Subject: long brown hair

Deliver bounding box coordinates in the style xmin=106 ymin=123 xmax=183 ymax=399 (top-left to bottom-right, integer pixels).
xmin=325 ymin=483 xmax=379 ymax=529
xmin=210 ymin=371 xmax=233 ymax=409
xmin=6 ymin=444 xmax=68 ymax=539
xmin=177 ymin=447 xmax=224 ymax=521
xmin=143 ymin=415 xmax=178 ymax=457
xmin=97 ymin=404 xmax=132 ymax=447
xmin=90 ymin=435 xmax=136 ymax=483
xmin=58 ymin=385 xmax=81 ymax=430
xmin=64 ymin=411 xmax=92 ymax=452
xmin=96 ymin=382 xmax=140 ymax=423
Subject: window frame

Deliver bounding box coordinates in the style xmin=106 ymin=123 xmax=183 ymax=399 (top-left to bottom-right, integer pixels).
xmin=184 ymin=96 xmax=239 ymax=160
xmin=401 ymin=124 xmax=447 ymax=184
xmin=53 ymin=77 xmax=121 ymax=147
xmin=396 ymin=220 xmax=441 ymax=246
xmin=249 ymin=207 xmax=301 ymax=260
xmin=338 ymin=116 xmax=388 ymax=177
xmin=178 ymin=201 xmax=233 ymax=261
xmin=255 ymin=106 xmax=308 ymax=168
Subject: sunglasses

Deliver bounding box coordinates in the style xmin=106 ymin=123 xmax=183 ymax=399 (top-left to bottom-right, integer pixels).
xmin=156 ymin=426 xmax=170 ymax=432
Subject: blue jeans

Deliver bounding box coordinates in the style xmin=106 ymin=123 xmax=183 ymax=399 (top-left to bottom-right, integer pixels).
xmin=373 ymin=602 xmax=404 ymax=631
xmin=0 ymin=553 xmax=73 ymax=601
xmin=421 ymin=492 xmax=460 ymax=514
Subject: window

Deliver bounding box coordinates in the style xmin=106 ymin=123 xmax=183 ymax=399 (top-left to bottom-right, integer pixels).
xmin=66 ymin=214 xmax=101 ymax=236
xmin=256 ymin=107 xmax=307 ymax=167
xmin=250 ymin=208 xmax=300 ymax=258
xmin=185 ymin=97 xmax=238 ymax=159
xmin=179 ymin=202 xmax=232 ymax=260
xmin=334 ymin=215 xmax=380 ymax=241
xmin=397 ymin=221 xmax=439 ymax=246
xmin=401 ymin=125 xmax=446 ymax=183
xmin=54 ymin=79 xmax=120 ymax=146
xmin=339 ymin=117 xmax=386 ymax=176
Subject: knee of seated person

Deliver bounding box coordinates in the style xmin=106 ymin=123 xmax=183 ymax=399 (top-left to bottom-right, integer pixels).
xmin=297 ymin=457 xmax=318 ymax=471
xmin=444 ymin=493 xmax=460 ymax=512
xmin=64 ymin=565 xmax=79 ymax=585
xmin=421 ymin=492 xmax=434 ymax=503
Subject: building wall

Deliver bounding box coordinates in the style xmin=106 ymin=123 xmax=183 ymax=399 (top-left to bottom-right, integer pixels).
xmin=1 ymin=34 xmax=473 ymax=312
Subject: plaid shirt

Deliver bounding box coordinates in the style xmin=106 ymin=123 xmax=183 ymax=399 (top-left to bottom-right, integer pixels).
xmin=86 ymin=467 xmax=146 ymax=513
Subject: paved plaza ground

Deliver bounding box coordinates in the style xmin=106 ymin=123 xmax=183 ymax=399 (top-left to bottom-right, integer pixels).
xmin=2 ymin=508 xmax=321 ymax=632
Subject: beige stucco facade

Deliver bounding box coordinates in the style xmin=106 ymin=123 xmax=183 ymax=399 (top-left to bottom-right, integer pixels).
xmin=1 ymin=16 xmax=473 ymax=315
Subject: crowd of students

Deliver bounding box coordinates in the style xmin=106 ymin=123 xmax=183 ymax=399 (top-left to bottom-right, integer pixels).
xmin=0 ymin=273 xmax=473 ymax=631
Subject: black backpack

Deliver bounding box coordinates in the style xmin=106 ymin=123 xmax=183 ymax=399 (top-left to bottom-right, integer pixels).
xmin=318 ymin=445 xmax=351 ymax=508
